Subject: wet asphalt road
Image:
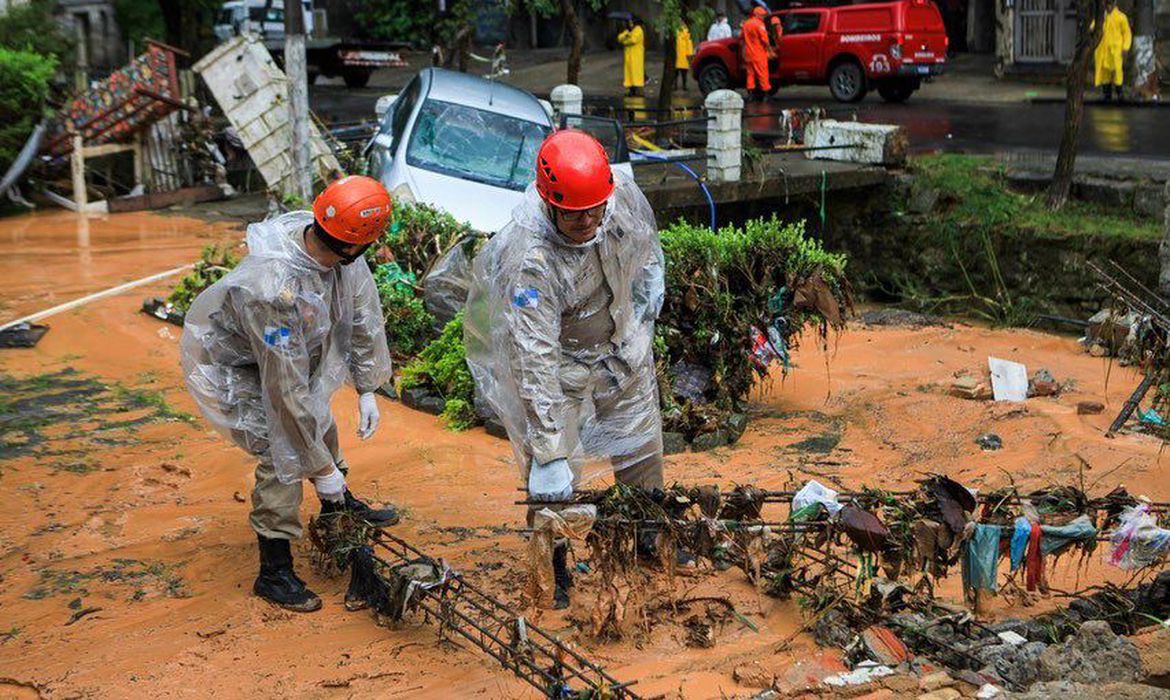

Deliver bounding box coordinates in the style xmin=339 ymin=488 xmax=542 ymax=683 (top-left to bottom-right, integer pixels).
xmin=312 ymin=82 xmax=1170 ymax=161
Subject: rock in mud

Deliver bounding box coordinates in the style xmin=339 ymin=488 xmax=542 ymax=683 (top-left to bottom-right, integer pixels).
xmin=726 ymin=413 xmax=749 ymax=443
xmin=951 ymin=375 xmax=992 ymax=400
xmin=976 ymin=433 xmax=1003 ymax=450
xmin=734 ymin=661 xmax=775 ymax=689
xmin=860 ymin=308 xmax=946 ymax=328
xmin=976 ymin=641 xmax=1048 ymax=688
xmin=483 ymin=417 xmax=508 ymax=440
xmin=916 ymin=689 xmax=961 ymax=700
xmin=1077 ymin=401 xmax=1105 ymax=415
xmin=401 ymin=388 xmax=445 ymax=416
xmin=1028 ymin=369 xmax=1059 ymax=398
xmin=662 ymin=431 xmax=688 ymax=455
xmin=1009 ymin=681 xmax=1169 ymax=699
xmin=1035 ymin=620 xmax=1144 ymax=684
xmin=692 ymin=430 xmax=729 ymax=452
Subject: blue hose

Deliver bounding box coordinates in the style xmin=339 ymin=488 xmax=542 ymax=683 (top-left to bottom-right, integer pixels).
xmin=631 ymin=149 xmax=717 ymax=230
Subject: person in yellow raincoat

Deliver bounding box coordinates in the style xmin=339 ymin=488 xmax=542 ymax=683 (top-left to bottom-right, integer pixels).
xmin=618 ymin=18 xmax=646 ymax=96
xmin=1094 ymin=0 xmax=1132 ymax=101
xmin=675 ymin=24 xmax=695 ymax=90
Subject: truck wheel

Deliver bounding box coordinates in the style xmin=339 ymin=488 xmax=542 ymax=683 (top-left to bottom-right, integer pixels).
xmin=343 ymin=69 xmax=372 ymax=89
xmin=877 ymin=80 xmax=916 ymax=103
xmin=697 ymin=62 xmax=731 ymax=96
xmin=828 ymin=61 xmax=867 ymax=103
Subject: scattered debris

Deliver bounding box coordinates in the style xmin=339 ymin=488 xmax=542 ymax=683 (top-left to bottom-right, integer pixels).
xmin=860 ymin=308 xmax=946 ymax=328
xmin=976 ymin=433 xmax=1003 ymax=450
xmin=951 ymin=374 xmax=992 ymax=401
xmin=988 ymin=357 xmax=1028 ymax=402
xmin=822 ymin=660 xmax=896 ymax=686
xmin=0 ymin=323 xmax=49 ymax=348
xmin=64 ymin=607 xmax=102 ymax=626
xmin=1035 ymin=620 xmax=1144 ymax=684
xmin=1078 ymin=401 xmax=1106 ymax=415
xmin=1027 ymin=368 xmax=1060 ymax=397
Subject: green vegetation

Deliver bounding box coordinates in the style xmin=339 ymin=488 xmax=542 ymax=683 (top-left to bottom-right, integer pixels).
xmin=351 ymin=0 xmax=437 ymax=44
xmin=0 ymin=47 xmax=57 ymax=172
xmin=856 ymin=154 xmax=1163 ymax=326
xmin=113 ymin=0 xmax=166 ymax=52
xmin=0 ymin=369 xmax=193 ymax=463
xmin=400 ymin=314 xmax=477 ymax=430
xmin=369 ymin=200 xmax=474 ymax=278
xmin=910 ymin=154 xmax=1161 ymax=241
xmin=656 ymin=217 xmax=851 ymax=436
xmin=166 ymin=243 xmax=241 ymax=314
xmin=0 ymin=0 xmax=72 ymax=64
xmin=374 ymin=262 xmax=435 ymax=359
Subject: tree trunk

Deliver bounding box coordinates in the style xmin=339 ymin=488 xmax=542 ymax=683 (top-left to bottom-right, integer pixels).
xmin=284 ymin=0 xmax=313 ymax=201
xmin=657 ymin=31 xmax=677 ymax=119
xmin=1046 ymin=0 xmax=1107 ymax=209
xmin=562 ymin=0 xmax=583 ymax=84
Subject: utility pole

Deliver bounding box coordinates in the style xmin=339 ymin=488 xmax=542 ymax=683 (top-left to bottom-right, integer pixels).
xmin=284 ymin=0 xmax=313 ymax=202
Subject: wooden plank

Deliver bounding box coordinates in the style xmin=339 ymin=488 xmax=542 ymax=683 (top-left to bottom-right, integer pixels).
xmin=107 ymin=184 xmax=223 ymax=213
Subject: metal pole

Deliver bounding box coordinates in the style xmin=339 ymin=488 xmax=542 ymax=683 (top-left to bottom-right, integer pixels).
xmin=284 ymin=0 xmax=313 ymax=202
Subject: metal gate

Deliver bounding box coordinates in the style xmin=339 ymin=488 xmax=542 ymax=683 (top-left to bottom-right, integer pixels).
xmin=1015 ymin=0 xmax=1058 ymax=62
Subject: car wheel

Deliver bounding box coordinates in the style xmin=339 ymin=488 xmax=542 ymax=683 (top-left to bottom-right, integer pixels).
xmin=697 ymin=62 xmax=732 ymax=96
xmin=829 ymin=61 xmax=867 ymax=103
xmin=877 ymin=80 xmax=916 ymax=103
xmin=344 ymin=69 xmax=372 ymax=89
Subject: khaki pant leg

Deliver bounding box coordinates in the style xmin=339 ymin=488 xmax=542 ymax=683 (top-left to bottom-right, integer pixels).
xmin=249 ymin=459 xmax=304 ymax=540
xmin=323 ymin=420 xmax=349 ymax=474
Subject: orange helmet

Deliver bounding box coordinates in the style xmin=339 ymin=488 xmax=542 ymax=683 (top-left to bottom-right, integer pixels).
xmin=752 ymin=5 xmax=767 ymax=16
xmin=312 ymin=175 xmax=392 ymax=246
xmin=534 ymin=130 xmax=614 ymax=211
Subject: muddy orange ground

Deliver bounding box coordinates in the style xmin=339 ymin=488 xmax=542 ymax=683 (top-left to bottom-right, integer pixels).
xmin=0 ymin=210 xmax=1166 ymax=699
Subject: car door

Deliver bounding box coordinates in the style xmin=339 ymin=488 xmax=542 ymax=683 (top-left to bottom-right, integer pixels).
xmin=778 ymin=10 xmax=827 ymax=81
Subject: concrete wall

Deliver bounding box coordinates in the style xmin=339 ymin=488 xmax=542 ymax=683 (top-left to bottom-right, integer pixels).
xmin=58 ymin=0 xmax=125 ymax=71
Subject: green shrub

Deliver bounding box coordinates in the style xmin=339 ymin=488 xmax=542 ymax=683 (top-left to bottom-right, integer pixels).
xmin=374 ymin=262 xmax=434 ymax=359
xmin=0 ymin=0 xmax=72 ymax=65
xmin=400 ymin=313 xmax=477 ymax=430
xmin=0 ymin=47 xmax=57 ymax=171
xmin=657 ymin=216 xmax=851 ymax=436
xmin=167 ymin=243 xmax=241 ymax=313
xmin=369 ymin=200 xmax=473 ymax=277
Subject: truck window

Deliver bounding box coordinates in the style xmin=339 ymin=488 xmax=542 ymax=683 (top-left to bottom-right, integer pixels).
xmin=834 ymin=8 xmax=893 ymax=32
xmin=782 ymin=13 xmax=822 ymax=35
xmin=249 ymin=6 xmax=283 ymax=23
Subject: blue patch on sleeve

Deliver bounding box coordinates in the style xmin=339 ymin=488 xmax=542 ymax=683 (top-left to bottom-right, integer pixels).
xmin=263 ymin=326 xmax=291 ymax=348
xmin=512 ymin=287 xmax=540 ymax=309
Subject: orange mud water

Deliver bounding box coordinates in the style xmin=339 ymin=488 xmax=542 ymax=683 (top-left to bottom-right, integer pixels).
xmin=0 ymin=210 xmax=1165 ymax=699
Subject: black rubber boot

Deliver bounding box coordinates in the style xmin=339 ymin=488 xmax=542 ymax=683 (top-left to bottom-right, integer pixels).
xmin=254 ymin=535 xmax=322 ymax=612
xmin=320 ymin=490 xmax=400 ymax=527
xmin=552 ymin=542 xmax=572 ymax=610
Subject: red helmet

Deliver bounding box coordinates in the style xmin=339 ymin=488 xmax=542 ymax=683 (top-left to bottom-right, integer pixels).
xmin=752 ymin=5 xmax=767 ymax=16
xmin=312 ymin=175 xmax=393 ymax=245
xmin=534 ymin=130 xmax=614 ymax=211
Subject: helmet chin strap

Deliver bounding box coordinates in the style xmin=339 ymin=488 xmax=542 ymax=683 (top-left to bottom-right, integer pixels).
xmin=311 ymin=223 xmax=371 ymax=265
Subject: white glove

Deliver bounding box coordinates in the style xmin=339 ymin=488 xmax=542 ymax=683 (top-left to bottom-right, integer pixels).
xmin=358 ymin=392 xmax=380 ymax=440
xmin=313 ymin=464 xmax=347 ymax=503
xmin=528 ymin=458 xmax=573 ymax=502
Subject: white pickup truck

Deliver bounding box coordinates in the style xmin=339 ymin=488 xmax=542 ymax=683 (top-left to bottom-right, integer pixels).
xmin=213 ymin=0 xmax=407 ymax=88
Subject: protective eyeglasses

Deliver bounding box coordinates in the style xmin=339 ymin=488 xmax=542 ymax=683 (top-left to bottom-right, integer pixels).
xmin=555 ymin=202 xmax=607 ymax=224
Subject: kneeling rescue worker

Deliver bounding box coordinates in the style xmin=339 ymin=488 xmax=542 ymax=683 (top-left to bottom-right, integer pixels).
xmin=181 ymin=175 xmax=399 ymax=612
xmin=465 ymin=130 xmax=667 ymax=609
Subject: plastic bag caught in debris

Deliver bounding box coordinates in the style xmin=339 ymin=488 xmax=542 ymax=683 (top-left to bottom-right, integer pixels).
xmin=792 ymin=479 xmax=843 ymax=517
xmin=180 ymin=212 xmax=392 ymax=484
xmin=422 ymin=235 xmax=481 ymax=330
xmin=1108 ymin=504 xmax=1170 ymax=570
xmin=463 ymin=177 xmax=665 ymax=483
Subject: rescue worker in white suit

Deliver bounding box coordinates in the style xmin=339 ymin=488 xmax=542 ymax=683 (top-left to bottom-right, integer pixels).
xmin=464 ymin=130 xmax=667 ymax=608
xmin=181 ymin=175 xmax=399 ymax=612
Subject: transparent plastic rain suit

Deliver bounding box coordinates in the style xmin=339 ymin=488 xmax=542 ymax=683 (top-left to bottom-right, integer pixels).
xmin=180 ymin=211 xmax=392 ymax=486
xmin=464 ymin=175 xmax=665 ymax=486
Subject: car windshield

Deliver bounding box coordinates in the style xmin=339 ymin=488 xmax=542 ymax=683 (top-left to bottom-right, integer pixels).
xmin=406 ymin=99 xmax=550 ymax=191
